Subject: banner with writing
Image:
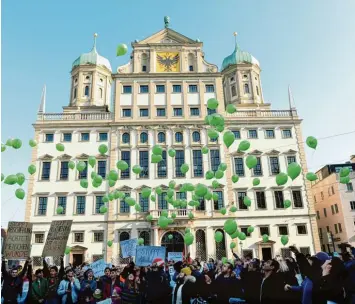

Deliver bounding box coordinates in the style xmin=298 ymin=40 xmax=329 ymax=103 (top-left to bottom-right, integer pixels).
xmin=120 ymin=238 xmax=137 ymax=258
xmin=97 ymin=299 xmax=112 ymax=304
xmin=42 ymin=220 xmax=72 ymax=257
xmin=135 ymin=246 xmax=166 ymax=266
xmin=168 ymin=252 xmax=183 ymax=262
xmin=4 ymin=222 xmax=32 ymax=259
xmin=84 ymin=259 xmax=112 ymax=277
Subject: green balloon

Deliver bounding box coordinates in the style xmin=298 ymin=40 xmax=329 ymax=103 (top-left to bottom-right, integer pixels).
xmin=98 ymin=144 xmax=108 ymax=155
xmin=91 ymin=171 xmax=97 ymax=180
xmin=107 ymin=240 xmax=113 ymax=247
xmin=88 ymin=156 xmax=96 ymax=168
xmin=15 ymin=188 xmax=25 ymax=200
xmin=4 ymin=175 xmax=18 ymax=185
xmin=56 ymin=143 xmax=65 ymax=152
xmin=306 ymin=136 xmax=317 ymax=150
xmin=94 ymin=175 xmax=103 ymax=185
xmin=29 ymin=139 xmax=37 ymax=147
xmin=284 ymin=200 xmax=292 ymax=208
xmin=207 ymin=128 xmax=219 ymax=140
xmin=56 ymin=206 xmax=64 ymax=214
xmin=180 ymin=164 xmax=189 ymax=174
xmin=202 ymin=146 xmax=209 ymax=154
xmin=68 ymin=161 xmax=75 ymax=170
xmin=223 ymin=131 xmax=235 ymax=148
xmin=239 ymin=232 xmax=246 ymax=240
xmin=100 ymin=205 xmax=108 ymax=214
xmin=125 ymin=197 xmax=136 ymax=206
xmin=226 ymin=104 xmax=237 ymax=114
xmin=238 ymin=140 xmax=250 ymax=152
xmin=171 ymin=212 xmax=177 ymax=219
xmin=108 ymin=193 xmax=114 ymax=201
xmin=209 ymin=114 xmax=224 ymax=127
xmin=185 ymin=228 xmax=191 ymax=233
xmin=339 ymin=167 xmax=350 ymax=178
xmin=152 ymin=145 xmax=163 ymax=156
xmin=167 ymin=189 xmax=174 ymax=198
xmin=215 ymin=170 xmax=224 ymax=179
xmin=247 ymin=226 xmax=254 ymax=233
xmin=117 ymin=160 xmax=128 ymax=171
xmin=306 ymin=172 xmax=318 ymax=182
xmin=146 ymin=214 xmax=153 ymax=221
xmin=230 ymin=242 xmax=236 ymax=249
xmin=137 ymin=238 xmax=144 ymax=245
xmin=253 ymin=178 xmax=260 ymax=186
xmin=168 ymin=149 xmax=176 ymax=157
xmin=108 ymin=179 xmax=116 ymax=187
xmin=16 ymin=173 xmax=25 ymax=186
xmin=232 ymin=175 xmax=239 ymax=183
xmin=103 ymin=195 xmax=109 ymax=203
xmin=169 ymin=180 xmax=176 ymax=189
xmin=287 ymin=162 xmax=302 ymax=180
xmin=161 ymin=210 xmax=169 ymax=217
xmin=262 ymin=234 xmax=269 ymax=242
xmin=151 ymin=154 xmax=163 ymax=163
xmin=216 ymin=125 xmax=224 ymax=133
xmin=188 ymin=212 xmax=194 ymax=219
xmin=243 ymin=196 xmax=251 ymax=207
xmin=156 ymin=186 xmax=162 ymax=195
xmin=204 ymin=191 xmax=212 ymax=200
xmin=12 ymin=139 xmax=22 ymax=149
xmin=64 ymin=247 xmax=71 ymax=255
xmin=340 ymin=176 xmax=350 ymax=184
xmin=6 ymin=139 xmax=13 ymax=146
xmin=212 ymin=193 xmax=219 ymax=201
xmin=195 ymin=184 xmax=208 ymax=197
xmin=207 ymin=98 xmax=219 ymax=110
xmin=28 ymin=164 xmax=36 ymax=175
xmin=113 ymin=191 xmax=120 ymax=199
xmin=214 ymin=231 xmax=224 ymax=243
xmin=184 ymin=232 xmax=194 ymax=246
xmin=230 ymin=206 xmax=237 ymax=212
xmin=1 ymin=173 xmax=4 ymax=182
xmin=108 ymin=170 xmax=118 ymax=181
xmin=135 ymin=204 xmax=141 ymax=212
xmin=180 ymin=200 xmax=187 ymax=208
xmin=76 ymin=161 xmax=86 ymax=172
xmin=150 ymin=195 xmax=156 ymax=202
xmin=142 ymin=187 xmax=151 ymax=198
xmin=168 ymin=234 xmax=173 ymax=240
xmin=212 ymin=180 xmax=220 ymax=189
xmin=116 ymin=43 xmax=128 ymax=56
xmin=158 ymin=216 xmax=169 ymax=228
xmin=80 ymin=179 xmax=88 ymax=189
xmin=1 ymin=144 xmax=6 ymax=152
xmin=224 ymin=219 xmax=237 ymax=235
xmin=205 ymin=170 xmax=214 ymax=180
xmin=118 ymin=192 xmax=125 ymax=199
xmin=246 ymin=155 xmax=257 ymax=169
xmin=218 ymin=163 xmax=227 ymax=171
xmin=132 ymin=165 xmax=142 ymax=175
xmin=281 ymin=235 xmax=289 ymax=246
xmin=276 ymin=172 xmax=288 ymax=186
xmin=222 ymin=257 xmax=228 ymax=264
xmin=230 ymin=230 xmax=239 ymax=239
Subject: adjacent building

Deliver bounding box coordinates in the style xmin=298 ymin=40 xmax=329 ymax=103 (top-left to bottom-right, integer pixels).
xmin=26 ymin=18 xmax=320 ymax=267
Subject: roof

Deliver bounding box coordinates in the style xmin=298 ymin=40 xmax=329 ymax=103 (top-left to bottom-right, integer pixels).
xmin=221 ymin=43 xmax=259 ymax=72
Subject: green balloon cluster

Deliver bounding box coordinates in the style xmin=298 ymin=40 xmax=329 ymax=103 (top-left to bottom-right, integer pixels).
xmin=339 ymin=167 xmax=350 ymax=178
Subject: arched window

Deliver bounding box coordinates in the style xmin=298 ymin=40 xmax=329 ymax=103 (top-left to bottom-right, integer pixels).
xmin=195 ymin=230 xmax=207 ymax=261
xmin=215 ymin=229 xmax=226 ymax=260
xmin=256 ymin=86 xmax=259 ymax=96
xmin=99 ymin=88 xmax=103 ymax=98
xmin=158 ymin=132 xmax=165 ymax=143
xmin=73 ymin=88 xmax=77 ymax=99
xmin=244 ymin=84 xmax=250 ymax=94
xmin=122 ymin=133 xmax=130 ymax=144
xmin=141 ymin=53 xmax=148 ymax=72
xmin=231 ymin=85 xmax=236 ymax=97
xmin=188 ymin=53 xmax=194 ymax=72
xmin=84 ymin=86 xmax=90 ymax=97
xmin=192 ymin=131 xmax=200 ymax=142
xmin=140 ymin=132 xmax=148 ymax=143
xmin=139 ymin=231 xmax=150 ymax=246
xmin=119 ymin=231 xmax=130 ymax=263
xmin=175 ymin=132 xmax=183 ymax=143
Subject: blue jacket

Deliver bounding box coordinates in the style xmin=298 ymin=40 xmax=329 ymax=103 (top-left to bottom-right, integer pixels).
xmin=80 ymin=279 xmax=97 ymax=293
xmin=290 ymin=277 xmax=313 ymax=304
xmin=57 ymin=279 xmax=81 ymax=304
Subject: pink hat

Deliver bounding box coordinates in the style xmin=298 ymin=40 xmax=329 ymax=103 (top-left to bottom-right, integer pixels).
xmin=152 ymin=258 xmax=164 ymax=267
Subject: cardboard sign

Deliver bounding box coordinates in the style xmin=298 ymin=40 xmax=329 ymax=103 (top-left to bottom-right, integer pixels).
xmin=84 ymin=259 xmax=112 ymax=277
xmin=42 ymin=220 xmax=72 ymax=257
xmin=4 ymin=222 xmax=32 ymax=259
xmin=135 ymin=246 xmax=166 ymax=266
xmin=120 ymin=238 xmax=137 ymax=258
xmin=168 ymin=252 xmax=183 ymax=262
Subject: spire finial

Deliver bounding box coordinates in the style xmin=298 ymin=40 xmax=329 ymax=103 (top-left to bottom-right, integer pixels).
xmin=38 ymin=85 xmax=46 ymax=113
xmin=164 ymin=16 xmax=170 ymax=28
xmin=92 ymin=33 xmax=98 ymax=51
xmin=233 ymin=32 xmax=238 ymax=50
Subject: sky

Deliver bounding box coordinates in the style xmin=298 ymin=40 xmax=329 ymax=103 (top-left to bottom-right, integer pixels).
xmin=1 ymin=0 xmax=355 ymax=227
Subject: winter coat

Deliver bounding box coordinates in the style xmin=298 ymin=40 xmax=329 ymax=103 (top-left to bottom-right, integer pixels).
xmin=98 ymin=275 xmax=112 ymax=300
xmin=260 ymin=272 xmax=286 ymax=304
xmin=30 ymin=278 xmax=49 ymax=303
xmin=290 ymin=276 xmax=313 ymax=304
xmin=172 ymin=275 xmax=197 ymax=304
xmin=240 ymin=270 xmax=262 ymax=304
xmin=43 ymin=257 xmax=65 ymax=300
xmin=57 ymin=279 xmax=81 ymax=304
xmin=213 ymin=274 xmax=243 ymax=304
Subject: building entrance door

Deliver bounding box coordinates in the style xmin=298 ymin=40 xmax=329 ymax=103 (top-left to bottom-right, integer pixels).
xmin=161 ymin=231 xmax=185 ymax=255
xmin=261 ymin=248 xmax=272 ymax=261
xmin=73 ymin=254 xmax=83 ymax=267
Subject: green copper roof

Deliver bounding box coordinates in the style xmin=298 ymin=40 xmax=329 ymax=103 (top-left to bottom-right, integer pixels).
xmin=221 ymin=43 xmax=259 ymax=72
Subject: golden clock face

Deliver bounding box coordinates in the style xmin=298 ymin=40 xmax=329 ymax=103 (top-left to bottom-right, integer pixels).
xmin=156 ymin=52 xmax=180 ymax=72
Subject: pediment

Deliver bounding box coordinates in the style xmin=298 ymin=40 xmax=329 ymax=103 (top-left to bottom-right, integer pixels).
xmin=135 ymin=185 xmax=150 ymax=191
xmin=76 ymin=153 xmax=90 ymax=159
xmin=96 ymin=154 xmax=108 ymax=159
xmin=38 ymin=154 xmax=54 ymax=160
xmin=249 ymin=149 xmax=263 ymax=155
xmin=57 ymin=154 xmax=72 ymax=160
xmin=230 ymin=150 xmax=245 ymax=157
xmin=266 ymin=149 xmax=280 ymax=155
xmin=284 ymin=149 xmax=297 ymax=154
xmin=157 ymin=184 xmax=169 ymax=190
xmin=117 ymin=185 xmax=133 ymax=191
xmin=136 ymin=28 xmax=198 ymax=45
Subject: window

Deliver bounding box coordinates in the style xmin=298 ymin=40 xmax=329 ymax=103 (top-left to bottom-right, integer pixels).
xmin=74 ymin=233 xmax=84 ymax=243
xmin=281 ymin=248 xmax=291 ymax=258
xmin=85 ymin=76 xmax=90 ymax=80
xmin=321 ymin=192 xmax=324 ymax=200
xmin=238 ymin=192 xmax=247 ymax=210
xmin=175 ymin=132 xmax=183 ymax=143
xmin=76 ymin=196 xmax=86 ymax=215
xmin=95 ymin=196 xmax=104 ymax=214
xmin=234 ymin=158 xmax=245 ymax=176
xmin=282 ymin=129 xmax=292 ymax=138
xmin=297 ymin=225 xmax=307 ymax=235
xmin=121 ymin=151 xmax=130 ymax=179
xmin=213 ymin=191 xmax=224 ymax=210
xmin=260 ymin=226 xmax=269 ymax=236
xmin=338 ymin=223 xmax=342 ymax=233
xmin=319 ymin=228 xmax=323 ymax=240
xmin=331 ymin=186 xmax=335 ymax=195
xmin=157 ymin=132 xmax=166 ymax=143
xmin=157 ymin=108 xmax=166 ymax=117
xmin=99 ymin=88 xmax=103 ymax=98
xmin=189 ymin=65 xmax=194 ymax=72
xmin=172 ymin=85 xmax=181 ymax=93
xmin=210 ymin=149 xmax=221 ymax=172
xmin=265 ymin=130 xmax=275 ymax=139
xmin=63 ymin=133 xmax=72 ymax=142
xmin=278 ymin=226 xmax=288 ymax=235
xmin=156 ymin=85 xmax=165 ymax=93
xmin=196 ymin=198 xmax=205 ymax=211
xmin=231 ymin=86 xmax=236 ymax=97
xmin=140 ymin=85 xmax=149 ymax=93
xmin=122 ymin=109 xmax=132 ymax=117
xmin=37 ymin=197 xmax=48 ymax=215
xmin=81 ymin=133 xmax=90 ymax=141
xmin=274 ymin=191 xmax=284 ymax=208
xmin=243 ymin=75 xmax=248 ymax=79
xmin=270 ymin=157 xmax=280 ymax=175
xmin=73 ymin=88 xmax=77 ymax=99
xmin=84 ymin=86 xmax=90 ymax=96
xmin=34 ymin=234 xmax=44 ymax=244
xmin=256 ymin=86 xmax=259 ymax=96
xmin=175 ymin=150 xmax=185 ymax=177
xmin=292 ymin=190 xmax=303 ymax=208
xmin=230 ymin=76 xmax=235 ymax=82
xmin=120 ymin=193 xmax=130 ymax=213
xmin=189 ymin=85 xmax=198 ymax=93
xmin=41 ymin=162 xmax=51 ymax=180
xmin=123 ymin=85 xmax=132 ymax=94
xmin=287 ymin=156 xmax=296 ymax=165
xmin=45 ymin=134 xmax=54 ymax=142
xmin=140 ymin=109 xmax=149 ymax=117
xmin=158 ymin=194 xmax=168 ymax=210
xmin=244 ymin=83 xmax=250 ymax=94
xmin=232 ymin=130 xmax=241 ymax=139
xmin=240 ymin=227 xmax=251 ymax=237
xmin=139 ymin=193 xmax=149 ymax=212
xmin=142 ymin=65 xmax=147 ymax=72
xmin=176 ymin=192 xmax=187 ymax=200
xmin=78 ymin=161 xmax=88 ymax=179
xmin=256 ymin=191 xmax=266 ymax=209
xmin=316 ymin=210 xmax=320 ymax=220
xmin=190 ymin=108 xmax=200 ymax=116
xmin=122 ymin=133 xmax=130 ymax=144
xmin=248 ymin=130 xmax=258 ymax=139
xmin=331 ymin=205 xmax=335 ymax=215
xmin=173 ymin=108 xmax=183 ymax=116
xmin=157 ymin=151 xmax=167 ymax=178
xmin=350 ymin=201 xmax=355 ymax=210
xmin=193 ymin=150 xmax=203 ymax=177
xmin=140 ymin=132 xmax=148 ymax=143
xmin=324 ymin=208 xmax=327 ymax=217
xmin=192 ymin=131 xmax=200 ymax=142
xmin=205 ymin=85 xmax=215 ymax=93
xmin=139 ymin=151 xmax=149 ymax=178
xmin=300 ymin=247 xmax=311 ymax=256
xmin=207 ymin=109 xmax=217 ymax=115
xmin=253 ymin=157 xmax=263 ymax=176
xmin=347 ymin=183 xmax=354 ymax=191
xmin=60 ymin=161 xmax=69 ymax=180
xmin=99 ymin=132 xmax=108 ymax=141
xmin=314 ymin=195 xmax=317 ymax=203
xmin=97 ymin=160 xmax=106 ymax=178
xmin=326 ymin=226 xmax=330 ymax=232
xmin=57 ymin=196 xmax=67 ymax=214
xmin=94 ymin=232 xmax=104 ymax=242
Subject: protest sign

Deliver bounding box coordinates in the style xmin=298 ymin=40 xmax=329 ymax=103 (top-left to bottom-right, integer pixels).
xmin=168 ymin=252 xmax=183 ymax=262
xmin=42 ymin=220 xmax=72 ymax=257
xmin=120 ymin=238 xmax=137 ymax=258
xmin=135 ymin=246 xmax=166 ymax=266
xmin=97 ymin=299 xmax=112 ymax=304
xmin=87 ymin=259 xmax=112 ymax=277
xmin=4 ymin=221 xmax=32 ymax=259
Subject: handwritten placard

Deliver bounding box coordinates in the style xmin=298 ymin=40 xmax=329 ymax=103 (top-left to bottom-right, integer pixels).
xmin=4 ymin=222 xmax=32 ymax=259
xmin=168 ymin=252 xmax=183 ymax=262
xmin=120 ymin=238 xmax=137 ymax=258
xmin=42 ymin=220 xmax=72 ymax=257
xmin=87 ymin=259 xmax=112 ymax=277
xmin=135 ymin=246 xmax=166 ymax=266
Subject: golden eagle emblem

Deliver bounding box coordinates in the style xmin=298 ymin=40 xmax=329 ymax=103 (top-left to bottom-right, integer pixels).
xmin=156 ymin=53 xmax=180 ymax=72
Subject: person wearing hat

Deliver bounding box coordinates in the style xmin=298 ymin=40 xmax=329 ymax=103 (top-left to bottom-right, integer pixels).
xmin=172 ymin=267 xmax=197 ymax=304
xmin=80 ymin=269 xmax=97 ymax=302
xmin=57 ymin=269 xmax=81 ymax=304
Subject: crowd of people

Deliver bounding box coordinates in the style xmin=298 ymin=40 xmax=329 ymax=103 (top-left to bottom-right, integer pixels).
xmin=1 ymin=245 xmax=355 ymax=304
